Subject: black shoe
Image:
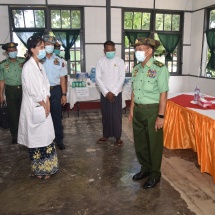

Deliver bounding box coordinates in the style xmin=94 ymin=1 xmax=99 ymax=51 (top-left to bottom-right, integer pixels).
xmin=55 ymin=140 xmax=65 ymax=150
xmin=132 ymin=171 xmax=150 ymax=181
xmin=11 ymin=139 xmax=17 ymax=144
xmin=58 ymin=143 xmax=65 ymax=150
xmin=143 ymin=178 xmax=160 ymax=189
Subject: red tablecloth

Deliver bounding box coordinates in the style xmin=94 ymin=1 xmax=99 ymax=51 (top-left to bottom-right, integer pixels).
xmin=169 ymin=94 xmax=215 ymax=110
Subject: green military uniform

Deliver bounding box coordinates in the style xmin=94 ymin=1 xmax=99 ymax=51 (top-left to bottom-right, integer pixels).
xmin=0 ymin=57 xmax=25 ymax=141
xmin=132 ymin=57 xmax=169 ymax=179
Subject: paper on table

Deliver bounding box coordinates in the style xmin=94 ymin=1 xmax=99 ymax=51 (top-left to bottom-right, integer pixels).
xmin=75 ymin=87 xmax=89 ymax=97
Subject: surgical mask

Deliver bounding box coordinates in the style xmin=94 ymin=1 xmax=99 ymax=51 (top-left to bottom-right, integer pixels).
xmin=36 ymin=49 xmax=46 ymax=60
xmin=8 ymin=51 xmax=17 ymax=59
xmin=54 ymin=49 xmax=60 ymax=55
xmin=135 ymin=50 xmax=148 ymax=62
xmin=106 ymin=51 xmax=115 ymax=59
xmin=45 ymin=45 xmax=54 ymax=54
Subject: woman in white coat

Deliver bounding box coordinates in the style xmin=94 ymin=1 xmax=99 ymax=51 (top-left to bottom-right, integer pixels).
xmin=18 ymin=36 xmax=59 ymax=179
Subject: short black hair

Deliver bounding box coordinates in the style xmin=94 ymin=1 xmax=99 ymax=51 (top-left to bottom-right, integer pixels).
xmin=104 ymin=40 xmax=115 ymax=48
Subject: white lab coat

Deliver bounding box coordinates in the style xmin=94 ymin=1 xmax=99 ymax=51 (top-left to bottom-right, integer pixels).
xmin=18 ymin=57 xmax=55 ymax=148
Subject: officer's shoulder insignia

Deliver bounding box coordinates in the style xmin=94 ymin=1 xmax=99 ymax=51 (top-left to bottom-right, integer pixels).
xmin=153 ymin=60 xmax=164 ymax=68
xmin=0 ymin=59 xmax=6 ymax=64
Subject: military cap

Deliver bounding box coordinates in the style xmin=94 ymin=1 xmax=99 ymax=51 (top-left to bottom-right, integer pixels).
xmin=2 ymin=42 xmax=18 ymax=50
xmin=132 ymin=37 xmax=160 ymax=49
xmin=42 ymin=35 xmax=57 ymax=44
xmin=54 ymin=41 xmax=62 ymax=48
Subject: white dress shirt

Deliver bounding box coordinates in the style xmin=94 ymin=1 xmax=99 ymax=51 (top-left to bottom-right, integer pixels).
xmin=95 ymin=56 xmax=125 ymax=97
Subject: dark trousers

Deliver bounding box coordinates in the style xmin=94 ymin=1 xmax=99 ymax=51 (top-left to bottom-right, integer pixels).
xmin=133 ymin=104 xmax=163 ymax=179
xmin=101 ymin=92 xmax=122 ymax=139
xmin=5 ymin=85 xmax=22 ymax=140
xmin=50 ymin=86 xmax=63 ymax=143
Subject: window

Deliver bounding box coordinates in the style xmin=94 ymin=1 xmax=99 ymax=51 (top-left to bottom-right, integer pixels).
xmin=123 ymin=10 xmax=152 ymax=74
xmin=203 ymin=8 xmax=215 ymax=78
xmin=209 ymin=8 xmax=215 ymax=29
xmin=50 ymin=8 xmax=83 ymax=75
xmin=123 ymin=10 xmax=183 ymax=75
xmin=154 ymin=12 xmax=182 ymax=74
xmin=155 ymin=13 xmax=180 ymax=31
xmin=9 ymin=7 xmax=84 ymax=76
xmin=10 ymin=8 xmax=46 ymax=57
xmin=124 ymin=11 xmax=151 ymax=30
xmin=12 ymin=9 xmax=46 ymax=29
xmin=51 ymin=10 xmax=81 ymax=29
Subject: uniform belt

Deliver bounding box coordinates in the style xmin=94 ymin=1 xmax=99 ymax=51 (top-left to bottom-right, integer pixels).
xmin=6 ymin=85 xmax=22 ymax=89
xmin=134 ymin=103 xmax=159 ymax=108
xmin=50 ymin=85 xmax=60 ymax=89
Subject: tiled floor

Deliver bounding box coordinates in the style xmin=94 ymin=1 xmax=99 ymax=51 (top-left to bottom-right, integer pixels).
xmin=0 ymin=110 xmax=215 ymax=215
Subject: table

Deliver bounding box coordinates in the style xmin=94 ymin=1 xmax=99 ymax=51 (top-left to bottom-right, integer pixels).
xmin=164 ymin=93 xmax=215 ymax=182
xmin=67 ymin=81 xmax=132 ymax=115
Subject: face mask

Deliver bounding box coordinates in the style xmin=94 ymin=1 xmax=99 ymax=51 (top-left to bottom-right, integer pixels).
xmin=135 ymin=50 xmax=148 ymax=62
xmin=106 ymin=51 xmax=115 ymax=59
xmin=54 ymin=49 xmax=60 ymax=55
xmin=45 ymin=45 xmax=54 ymax=54
xmin=36 ymin=49 xmax=46 ymax=60
xmin=8 ymin=51 xmax=17 ymax=59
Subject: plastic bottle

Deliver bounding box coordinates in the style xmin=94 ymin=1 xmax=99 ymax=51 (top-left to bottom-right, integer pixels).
xmin=194 ymin=86 xmax=200 ymax=103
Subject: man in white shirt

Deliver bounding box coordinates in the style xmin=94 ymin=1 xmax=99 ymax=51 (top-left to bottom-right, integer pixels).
xmin=95 ymin=40 xmax=125 ymax=146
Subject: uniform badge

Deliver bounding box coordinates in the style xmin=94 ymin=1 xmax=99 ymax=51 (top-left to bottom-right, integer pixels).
xmin=54 ymin=58 xmax=60 ymax=65
xmin=4 ymin=64 xmax=10 ymax=70
xmin=147 ymin=69 xmax=157 ymax=78
xmin=133 ymin=68 xmax=139 ymax=77
xmin=154 ymin=60 xmax=164 ymax=68
xmin=114 ymin=64 xmax=116 ymax=67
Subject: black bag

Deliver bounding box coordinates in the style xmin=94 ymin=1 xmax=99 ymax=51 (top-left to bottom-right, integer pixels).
xmin=0 ymin=101 xmax=10 ymax=129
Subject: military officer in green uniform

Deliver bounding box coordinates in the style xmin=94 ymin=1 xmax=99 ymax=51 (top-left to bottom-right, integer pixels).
xmin=128 ymin=37 xmax=170 ymax=189
xmin=0 ymin=42 xmax=25 ymax=144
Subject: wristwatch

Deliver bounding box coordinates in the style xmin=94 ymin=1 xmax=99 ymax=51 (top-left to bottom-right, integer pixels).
xmin=157 ymin=114 xmax=164 ymax=118
xmin=62 ymin=93 xmax=67 ymax=96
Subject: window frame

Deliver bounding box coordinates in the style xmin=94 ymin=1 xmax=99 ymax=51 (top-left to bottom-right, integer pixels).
xmin=9 ymin=6 xmax=85 ymax=78
xmin=154 ymin=11 xmax=183 ymax=76
xmin=9 ymin=6 xmax=47 ymax=31
xmin=201 ymin=6 xmax=215 ymax=78
xmin=206 ymin=7 xmax=215 ymax=30
xmin=122 ymin=8 xmax=183 ymax=76
xmin=123 ymin=8 xmax=153 ymax=76
xmin=48 ymin=6 xmax=84 ymax=77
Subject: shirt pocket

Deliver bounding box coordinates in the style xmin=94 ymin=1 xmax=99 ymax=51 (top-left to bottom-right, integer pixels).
xmin=143 ymin=78 xmax=157 ymax=93
xmin=53 ymin=64 xmax=61 ymax=70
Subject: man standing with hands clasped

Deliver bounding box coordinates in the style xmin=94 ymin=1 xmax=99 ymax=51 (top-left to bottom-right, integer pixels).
xmin=128 ymin=37 xmax=169 ymax=189
xmin=96 ymin=40 xmax=125 ymax=146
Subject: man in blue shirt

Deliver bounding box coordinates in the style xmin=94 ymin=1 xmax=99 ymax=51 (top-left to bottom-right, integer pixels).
xmin=42 ymin=35 xmax=67 ymax=150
